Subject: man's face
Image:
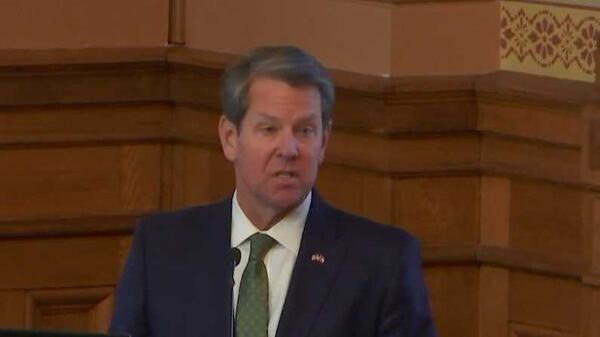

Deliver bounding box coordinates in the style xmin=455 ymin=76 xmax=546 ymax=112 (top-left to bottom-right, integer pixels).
xmin=219 ymin=77 xmax=330 ymax=218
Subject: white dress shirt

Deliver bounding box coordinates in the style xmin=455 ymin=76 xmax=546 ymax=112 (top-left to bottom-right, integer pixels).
xmin=231 ymin=191 xmax=311 ymax=337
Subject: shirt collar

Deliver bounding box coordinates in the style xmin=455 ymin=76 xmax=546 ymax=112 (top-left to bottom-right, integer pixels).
xmin=230 ymin=191 xmax=311 ymax=254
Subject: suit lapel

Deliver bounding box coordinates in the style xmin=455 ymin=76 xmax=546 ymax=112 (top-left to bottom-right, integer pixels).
xmin=276 ymin=192 xmax=348 ymax=337
xmin=183 ymin=198 xmax=233 ymax=337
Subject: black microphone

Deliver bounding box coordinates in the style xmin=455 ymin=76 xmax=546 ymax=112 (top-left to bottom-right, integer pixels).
xmin=230 ymin=247 xmax=241 ymax=337
xmin=231 ymin=247 xmax=241 ymax=268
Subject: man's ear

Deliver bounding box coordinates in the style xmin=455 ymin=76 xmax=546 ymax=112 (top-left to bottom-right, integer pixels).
xmin=318 ymin=120 xmax=332 ymax=164
xmin=218 ymin=116 xmax=238 ymax=162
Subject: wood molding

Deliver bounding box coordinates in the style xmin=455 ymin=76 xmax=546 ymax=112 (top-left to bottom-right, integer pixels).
xmin=167 ymin=46 xmax=235 ymax=70
xmin=0 ymin=62 xmax=169 ymax=106
xmin=0 ymin=105 xmax=590 ymax=190
xmin=510 ymin=322 xmax=580 ymax=337
xmin=0 ymin=47 xmax=593 ymax=108
xmin=0 ymin=103 xmax=171 ymax=145
xmin=26 ymin=287 xmax=113 ymax=332
xmin=422 ymin=244 xmax=586 ymax=281
xmin=0 ymin=48 xmax=166 ymax=67
xmin=583 ymin=273 xmax=600 ymax=287
xmin=0 ymin=236 xmax=128 ymax=289
xmin=0 ymin=214 xmax=138 ymax=239
xmin=476 ymin=71 xmax=593 ymax=109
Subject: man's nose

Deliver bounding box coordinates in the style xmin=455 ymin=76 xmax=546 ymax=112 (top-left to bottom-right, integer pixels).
xmin=277 ymin=130 xmax=299 ymax=159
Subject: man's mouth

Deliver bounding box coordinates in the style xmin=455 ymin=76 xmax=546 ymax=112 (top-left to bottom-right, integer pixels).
xmin=274 ymin=171 xmax=297 ymax=178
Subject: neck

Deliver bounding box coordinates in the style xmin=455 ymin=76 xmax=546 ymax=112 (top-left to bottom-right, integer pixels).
xmin=235 ymin=195 xmax=301 ymax=231
xmin=248 ymin=211 xmax=287 ymax=231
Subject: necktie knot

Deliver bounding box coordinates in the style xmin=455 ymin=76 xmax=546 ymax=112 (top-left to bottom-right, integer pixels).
xmin=248 ymin=233 xmax=277 ymax=262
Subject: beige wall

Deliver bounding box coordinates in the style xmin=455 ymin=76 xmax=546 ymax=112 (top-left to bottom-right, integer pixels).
xmin=0 ymin=0 xmax=169 ymax=49
xmin=185 ymin=0 xmax=501 ymax=76
xmin=391 ymin=1 xmax=500 ymax=76
xmin=186 ymin=0 xmax=392 ymax=75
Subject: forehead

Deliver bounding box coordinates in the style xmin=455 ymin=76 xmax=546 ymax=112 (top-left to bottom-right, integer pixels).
xmin=246 ymin=77 xmax=321 ymax=118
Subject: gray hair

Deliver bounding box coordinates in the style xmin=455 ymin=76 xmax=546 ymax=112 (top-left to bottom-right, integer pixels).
xmin=221 ymin=45 xmax=335 ymax=129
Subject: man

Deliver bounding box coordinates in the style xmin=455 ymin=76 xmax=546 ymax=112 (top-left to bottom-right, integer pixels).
xmin=110 ymin=46 xmax=437 ymax=337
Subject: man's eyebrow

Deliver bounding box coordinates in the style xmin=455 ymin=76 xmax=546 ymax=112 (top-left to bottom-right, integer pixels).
xmin=296 ymin=113 xmax=320 ymax=124
xmin=254 ymin=112 xmax=277 ymax=121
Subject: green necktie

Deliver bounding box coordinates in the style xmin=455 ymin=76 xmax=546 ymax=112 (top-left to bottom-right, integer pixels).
xmin=236 ymin=233 xmax=277 ymax=337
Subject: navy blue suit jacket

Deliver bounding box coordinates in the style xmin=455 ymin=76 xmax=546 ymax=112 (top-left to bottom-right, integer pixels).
xmin=110 ymin=192 xmax=436 ymax=337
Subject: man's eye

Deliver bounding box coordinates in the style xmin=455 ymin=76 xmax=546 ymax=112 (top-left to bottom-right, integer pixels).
xmin=301 ymin=127 xmax=316 ymax=135
xmin=261 ymin=125 xmax=277 ymax=134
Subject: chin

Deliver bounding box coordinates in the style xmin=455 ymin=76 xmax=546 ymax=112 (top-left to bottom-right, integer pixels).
xmin=268 ymin=189 xmax=308 ymax=211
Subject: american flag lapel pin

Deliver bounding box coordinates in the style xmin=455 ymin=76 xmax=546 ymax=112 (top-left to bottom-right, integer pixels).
xmin=311 ymin=253 xmax=325 ymax=264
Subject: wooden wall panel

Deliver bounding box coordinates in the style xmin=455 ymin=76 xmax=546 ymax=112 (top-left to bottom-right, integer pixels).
xmin=479 ymin=101 xmax=580 ymax=146
xmin=510 ymin=181 xmax=582 ymax=261
xmin=392 ymin=176 xmax=480 ymax=246
xmin=333 ymin=90 xmax=478 ymax=134
xmin=391 ymin=135 xmax=480 ymax=173
xmin=0 ymin=63 xmax=168 ymax=106
xmin=582 ymin=286 xmax=600 ymax=337
xmin=317 ymin=165 xmax=392 ymax=224
xmin=480 ymin=176 xmax=510 ymax=246
xmin=121 ymin=145 xmax=162 ymax=213
xmin=172 ymin=106 xmax=221 ymax=144
xmin=169 ymin=65 xmax=222 ymax=112
xmin=0 ymin=236 xmax=129 ymax=289
xmin=510 ymin=271 xmax=582 ymax=333
xmin=0 ymin=291 xmax=25 ymax=327
xmin=425 ymin=266 xmax=479 ymax=337
xmin=26 ymin=288 xmax=113 ymax=332
xmin=171 ymin=144 xmax=234 ymax=208
xmin=172 ymin=145 xmax=212 ymax=207
xmin=0 ymin=103 xmax=170 ymax=145
xmin=591 ymin=196 xmax=600 ymax=273
xmin=326 ymin=131 xmax=392 ymax=172
xmin=479 ymin=267 xmax=508 ymax=337
xmin=0 ymin=145 xmax=162 ymax=220
xmin=0 ymin=146 xmax=122 ymax=220
xmin=206 ymin=147 xmax=236 ymax=201
xmin=481 ymin=135 xmax=581 ymax=184
xmin=327 ymin=131 xmax=481 ymax=174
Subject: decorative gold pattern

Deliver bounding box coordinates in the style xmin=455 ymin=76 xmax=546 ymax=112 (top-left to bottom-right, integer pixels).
xmin=501 ymin=0 xmax=600 ymax=82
